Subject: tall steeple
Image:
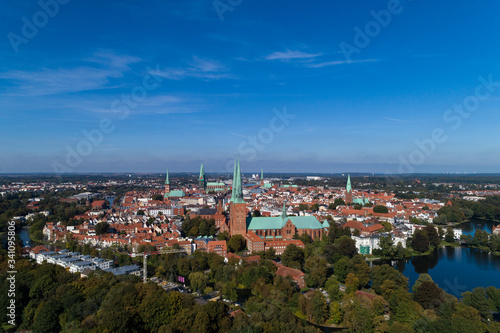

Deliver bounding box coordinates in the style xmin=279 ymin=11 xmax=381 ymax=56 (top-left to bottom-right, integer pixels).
xmin=231 ymin=157 xmax=244 ymax=204
xmin=164 ymin=168 xmax=170 ymax=199
xmin=281 ymin=201 xmax=287 ymax=219
xmin=345 ymin=174 xmax=353 ymax=204
xmin=261 ymin=168 xmax=264 ymax=181
xmin=231 ymin=156 xmax=237 ymax=200
xmin=229 ymin=156 xmax=247 ymax=237
xmin=199 ymin=163 xmax=205 ymax=180
xmin=198 ymin=163 xmax=206 ymax=191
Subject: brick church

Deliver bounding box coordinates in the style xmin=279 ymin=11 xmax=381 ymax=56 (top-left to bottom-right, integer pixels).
xmin=227 ymin=157 xmax=329 ymax=249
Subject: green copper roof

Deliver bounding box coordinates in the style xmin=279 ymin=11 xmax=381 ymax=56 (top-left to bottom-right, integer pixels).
xmin=166 ymin=190 xmax=185 ymax=198
xmin=247 ymin=215 xmax=323 ymax=231
xmin=199 ymin=163 xmax=205 ymax=180
xmin=230 ymin=157 xmax=245 ymax=204
xmin=261 ymin=168 xmax=264 ymax=181
xmin=346 ymin=174 xmax=352 ymax=193
xmin=206 ymin=182 xmax=225 ymax=186
xmin=165 ymin=168 xmax=169 ymax=185
xmin=263 ymin=183 xmax=272 ymax=188
xmin=322 ymin=220 xmax=330 ymax=229
xmin=281 ymin=202 xmax=287 ymax=219
xmin=353 ymin=198 xmax=370 ymax=205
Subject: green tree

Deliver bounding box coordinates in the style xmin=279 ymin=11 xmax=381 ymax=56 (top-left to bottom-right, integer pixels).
xmin=32 ymin=299 xmax=63 ymax=333
xmin=308 ymin=291 xmax=328 ymax=324
xmin=395 ymin=242 xmax=405 ymax=258
xmin=380 ymin=235 xmax=395 ymax=257
xmin=298 ymin=203 xmax=309 ymax=211
xmin=471 ymin=230 xmax=489 ymax=247
xmin=192 ymin=311 xmax=210 ymax=332
xmin=445 ymin=227 xmax=455 ymax=243
xmin=425 ymin=225 xmax=440 ymax=248
xmin=152 ymin=194 xmax=163 ymax=201
xmin=413 ymin=281 xmax=445 ymax=309
xmin=304 ymin=255 xmax=328 ymax=287
xmin=189 ymin=272 xmax=209 ymax=293
xmin=329 ymin=301 xmax=343 ymax=325
xmin=227 ymin=234 xmax=245 ymax=252
xmin=412 ymin=229 xmax=430 ymax=252
xmin=325 ymin=276 xmax=342 ymax=301
xmin=281 ymin=244 xmax=305 ymax=270
xmin=380 ymin=221 xmax=393 ymax=232
xmin=222 ymin=281 xmax=238 ymax=302
xmin=373 ymin=205 xmax=389 ymax=213
xmin=345 ymin=273 xmax=360 ymax=294
xmin=371 ymin=264 xmax=408 ymax=295
xmin=95 ymin=222 xmax=110 ymax=235
xmin=412 ymin=273 xmax=433 ymax=292
xmin=334 ymin=235 xmax=357 ymax=258
xmin=461 ymin=287 xmax=494 ymax=319
xmin=217 ymin=231 xmax=229 ymax=241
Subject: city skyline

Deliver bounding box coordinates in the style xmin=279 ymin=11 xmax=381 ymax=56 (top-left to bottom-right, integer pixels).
xmin=2 ymin=1 xmax=500 ymax=173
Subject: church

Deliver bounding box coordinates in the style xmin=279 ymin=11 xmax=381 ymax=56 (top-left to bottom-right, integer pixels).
xmin=227 ymin=157 xmax=329 ymax=245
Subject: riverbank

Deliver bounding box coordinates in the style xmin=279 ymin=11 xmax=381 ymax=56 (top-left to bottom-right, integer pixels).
xmin=399 ymin=246 xmax=500 ymax=293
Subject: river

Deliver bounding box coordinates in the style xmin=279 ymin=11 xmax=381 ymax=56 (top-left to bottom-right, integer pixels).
xmin=461 ymin=218 xmax=495 ymax=235
xmin=390 ymin=219 xmax=500 ymax=296
xmin=19 ymin=227 xmax=32 ymax=247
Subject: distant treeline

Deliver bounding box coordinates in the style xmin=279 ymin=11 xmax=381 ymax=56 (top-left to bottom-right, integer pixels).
xmin=436 ymin=196 xmax=500 ymax=224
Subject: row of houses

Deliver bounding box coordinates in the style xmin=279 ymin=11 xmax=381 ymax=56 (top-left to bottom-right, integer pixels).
xmin=29 ymin=246 xmax=140 ymax=276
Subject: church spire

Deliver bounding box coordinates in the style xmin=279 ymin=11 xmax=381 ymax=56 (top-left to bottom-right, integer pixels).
xmin=261 ymin=168 xmax=264 ymax=181
xmin=346 ymin=174 xmax=352 ymax=193
xmin=231 ymin=156 xmax=244 ymax=203
xmin=281 ymin=201 xmax=287 ymax=219
xmin=231 ymin=156 xmax=237 ymax=199
xmin=165 ymin=168 xmax=169 ymax=185
xmin=198 ymin=163 xmax=206 ymax=191
xmin=199 ymin=163 xmax=205 ymax=180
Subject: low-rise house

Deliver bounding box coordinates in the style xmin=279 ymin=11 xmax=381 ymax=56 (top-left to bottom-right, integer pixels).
xmin=69 ymin=260 xmax=96 ymax=273
xmin=29 ymin=245 xmax=50 ymax=260
xmin=47 ymin=254 xmax=69 ymax=265
xmin=90 ymin=258 xmax=113 ymax=270
xmin=207 ymin=240 xmax=227 ymax=256
xmin=104 ymin=264 xmax=142 ymax=277
xmin=273 ymin=262 xmax=306 ymax=289
xmin=36 ymin=251 xmax=57 ymax=264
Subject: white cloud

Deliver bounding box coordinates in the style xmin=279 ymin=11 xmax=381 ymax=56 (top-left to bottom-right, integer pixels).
xmin=0 ymin=51 xmax=143 ymax=96
xmin=305 ymin=59 xmax=378 ymax=68
xmin=152 ymin=56 xmax=234 ymax=80
xmin=264 ymin=50 xmax=322 ymax=61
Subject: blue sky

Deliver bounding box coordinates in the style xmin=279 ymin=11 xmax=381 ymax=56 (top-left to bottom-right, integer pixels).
xmin=1 ymin=0 xmax=500 ymax=174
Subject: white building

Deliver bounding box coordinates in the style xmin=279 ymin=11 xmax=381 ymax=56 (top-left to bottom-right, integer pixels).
xmin=352 ymin=235 xmax=381 ymax=255
xmin=35 ymin=251 xmax=57 ymax=264
xmin=69 ymin=261 xmax=96 ymax=273
xmin=90 ymin=258 xmax=113 ymax=270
